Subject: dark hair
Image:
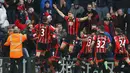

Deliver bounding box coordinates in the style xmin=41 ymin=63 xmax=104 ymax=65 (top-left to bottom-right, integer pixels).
xmin=104 ymin=18 xmax=111 ymax=21
xmin=87 ymin=3 xmax=92 ymax=6
xmin=68 ymin=11 xmax=73 ymax=14
xmin=45 ymin=0 xmax=50 ymax=4
xmin=115 ymin=28 xmax=122 ymax=34
xmin=92 ymin=24 xmax=96 ymax=26
xmin=91 ymin=29 xmax=97 ymax=33
xmin=98 ymin=25 xmax=104 ymax=31
xmin=42 ymin=16 xmax=48 ymax=23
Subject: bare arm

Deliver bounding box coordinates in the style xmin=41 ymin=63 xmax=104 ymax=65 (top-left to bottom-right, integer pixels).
xmin=4 ymin=36 xmax=10 ymax=46
xmin=107 ymin=43 xmax=112 ymax=51
xmin=53 ymin=4 xmax=65 ymax=18
xmin=77 ymin=37 xmax=87 ymax=41
xmin=79 ymin=16 xmax=88 ymax=22
xmin=91 ymin=41 xmax=95 ymax=49
xmin=79 ymin=13 xmax=93 ymax=22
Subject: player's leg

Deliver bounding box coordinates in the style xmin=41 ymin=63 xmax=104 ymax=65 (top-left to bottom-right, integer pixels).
xmin=113 ymin=54 xmax=120 ymax=73
xmin=36 ymin=43 xmax=45 ymax=57
xmin=74 ymin=60 xmax=82 ymax=73
xmin=48 ymin=57 xmax=56 ymax=73
xmin=69 ymin=44 xmax=74 ymax=53
xmin=60 ymin=41 xmax=67 ymax=57
xmin=60 ymin=41 xmax=67 ymax=50
xmin=88 ymin=54 xmax=96 ymax=73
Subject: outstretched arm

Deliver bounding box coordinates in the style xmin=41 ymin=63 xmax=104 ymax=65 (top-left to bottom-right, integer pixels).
xmin=79 ymin=13 xmax=93 ymax=22
xmin=79 ymin=16 xmax=88 ymax=22
xmin=53 ymin=4 xmax=65 ymax=18
xmin=77 ymin=37 xmax=87 ymax=41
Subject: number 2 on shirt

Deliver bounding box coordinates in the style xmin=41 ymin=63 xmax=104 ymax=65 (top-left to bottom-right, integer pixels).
xmin=96 ymin=40 xmax=105 ymax=48
xmin=119 ymin=39 xmax=126 ymax=47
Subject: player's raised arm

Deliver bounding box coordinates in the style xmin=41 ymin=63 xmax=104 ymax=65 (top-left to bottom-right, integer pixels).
xmin=79 ymin=16 xmax=88 ymax=22
xmin=79 ymin=13 xmax=93 ymax=22
xmin=77 ymin=37 xmax=87 ymax=41
xmin=53 ymin=4 xmax=65 ymax=18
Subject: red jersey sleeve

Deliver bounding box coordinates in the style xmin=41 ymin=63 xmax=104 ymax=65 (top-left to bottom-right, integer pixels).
xmin=93 ymin=35 xmax=97 ymax=41
xmin=125 ymin=36 xmax=129 ymax=44
xmin=15 ymin=19 xmax=27 ymax=30
xmin=32 ymin=24 xmax=40 ymax=34
xmin=64 ymin=16 xmax=69 ymax=21
xmin=50 ymin=25 xmax=56 ymax=32
xmin=34 ymin=24 xmax=39 ymax=29
xmin=107 ymin=36 xmax=111 ymax=43
xmin=114 ymin=36 xmax=120 ymax=50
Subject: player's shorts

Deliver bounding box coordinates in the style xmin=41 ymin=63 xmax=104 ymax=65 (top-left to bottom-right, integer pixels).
xmin=37 ymin=43 xmax=51 ymax=51
xmin=96 ymin=53 xmax=106 ymax=60
xmin=114 ymin=54 xmax=127 ymax=61
xmin=64 ymin=34 xmax=76 ymax=45
xmin=80 ymin=53 xmax=93 ymax=61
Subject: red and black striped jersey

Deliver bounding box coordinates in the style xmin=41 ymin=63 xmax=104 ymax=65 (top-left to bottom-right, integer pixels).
xmin=95 ymin=34 xmax=110 ymax=53
xmin=79 ymin=34 xmax=96 ymax=54
xmin=33 ymin=24 xmax=55 ymax=44
xmin=85 ymin=34 xmax=96 ymax=53
xmin=114 ymin=35 xmax=129 ymax=54
xmin=64 ymin=16 xmax=80 ymax=35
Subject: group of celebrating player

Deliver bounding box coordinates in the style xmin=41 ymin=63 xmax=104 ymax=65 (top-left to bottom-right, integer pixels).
xmin=32 ymin=4 xmax=130 ymax=73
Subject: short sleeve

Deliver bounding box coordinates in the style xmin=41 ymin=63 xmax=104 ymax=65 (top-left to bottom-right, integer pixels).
xmin=32 ymin=24 xmax=39 ymax=33
xmin=50 ymin=25 xmax=56 ymax=32
xmin=64 ymin=16 xmax=69 ymax=21
xmin=4 ymin=36 xmax=11 ymax=46
xmin=107 ymin=37 xmax=111 ymax=43
xmin=125 ymin=36 xmax=129 ymax=44
xmin=114 ymin=36 xmax=118 ymax=42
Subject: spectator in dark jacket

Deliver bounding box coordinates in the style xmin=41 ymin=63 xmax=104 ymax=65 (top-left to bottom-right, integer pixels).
xmin=114 ymin=9 xmax=127 ymax=33
xmin=4 ymin=0 xmax=19 ymax=24
xmin=70 ymin=0 xmax=85 ymax=18
xmin=28 ymin=7 xmax=39 ymax=25
xmin=82 ymin=4 xmax=99 ymax=33
xmin=25 ymin=0 xmax=34 ymax=9
xmin=23 ymin=24 xmax=36 ymax=56
xmin=126 ymin=8 xmax=130 ymax=41
xmin=95 ymin=0 xmax=113 ymax=20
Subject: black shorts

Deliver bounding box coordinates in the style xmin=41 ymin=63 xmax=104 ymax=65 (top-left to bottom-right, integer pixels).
xmin=114 ymin=54 xmax=127 ymax=61
xmin=38 ymin=43 xmax=51 ymax=51
xmin=64 ymin=34 xmax=76 ymax=45
xmin=44 ymin=51 xmax=52 ymax=59
xmin=80 ymin=53 xmax=93 ymax=61
xmin=96 ymin=53 xmax=106 ymax=60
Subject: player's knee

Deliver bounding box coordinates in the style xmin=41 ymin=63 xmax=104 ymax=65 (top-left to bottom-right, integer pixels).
xmin=125 ymin=57 xmax=130 ymax=65
xmin=90 ymin=60 xmax=94 ymax=65
xmin=69 ymin=45 xmax=74 ymax=53
xmin=60 ymin=44 xmax=66 ymax=50
xmin=114 ymin=61 xmax=119 ymax=66
xmin=75 ymin=60 xmax=80 ymax=66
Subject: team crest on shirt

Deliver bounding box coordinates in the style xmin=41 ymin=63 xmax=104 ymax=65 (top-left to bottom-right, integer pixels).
xmin=68 ymin=22 xmax=73 ymax=26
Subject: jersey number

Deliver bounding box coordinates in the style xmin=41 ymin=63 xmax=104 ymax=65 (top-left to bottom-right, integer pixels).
xmin=41 ymin=29 xmax=45 ymax=36
xmin=119 ymin=40 xmax=126 ymax=47
xmin=96 ymin=40 xmax=105 ymax=48
xmin=87 ymin=38 xmax=92 ymax=46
